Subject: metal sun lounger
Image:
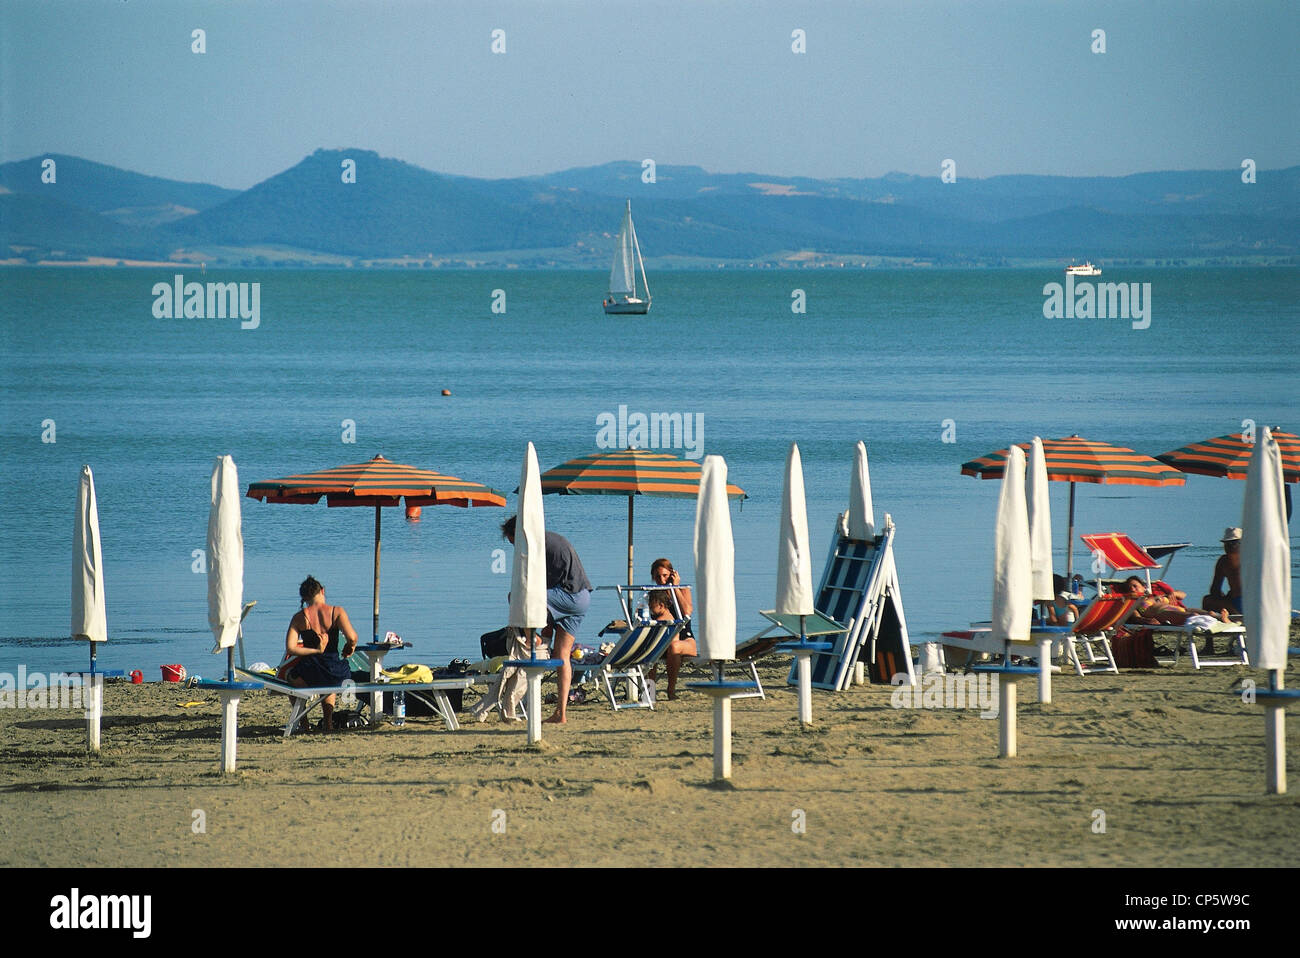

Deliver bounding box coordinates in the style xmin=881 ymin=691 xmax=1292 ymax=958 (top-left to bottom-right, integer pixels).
xmin=235 ymin=668 xmax=474 ymax=737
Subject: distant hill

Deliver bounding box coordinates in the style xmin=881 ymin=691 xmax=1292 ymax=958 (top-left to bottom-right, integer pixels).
xmin=3 ymin=149 xmax=1297 ymax=266
xmin=0 ymin=154 xmax=238 ymax=226
xmin=0 ymin=193 xmax=158 ymax=260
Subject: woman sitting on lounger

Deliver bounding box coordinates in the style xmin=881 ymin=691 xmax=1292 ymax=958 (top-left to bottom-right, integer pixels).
xmin=645 ymin=588 xmax=697 ymax=700
xmin=281 ymin=575 xmax=359 ymax=731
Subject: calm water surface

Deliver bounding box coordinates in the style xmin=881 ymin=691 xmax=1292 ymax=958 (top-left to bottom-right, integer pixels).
xmin=1 ymin=267 xmax=1296 ymax=676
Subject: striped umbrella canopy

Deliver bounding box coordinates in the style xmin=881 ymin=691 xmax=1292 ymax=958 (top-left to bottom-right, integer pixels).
xmin=247 ymin=455 xmax=507 ymax=640
xmin=1156 ymin=429 xmax=1299 ymax=483
xmin=539 ymin=448 xmax=746 ymax=586
xmin=1157 ymin=431 xmax=1297 ymax=525
xmin=961 ymin=435 xmax=1185 ymax=578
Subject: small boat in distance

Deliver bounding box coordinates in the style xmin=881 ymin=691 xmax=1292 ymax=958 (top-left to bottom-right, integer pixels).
xmin=603 ymin=200 xmax=651 ymax=315
xmin=1065 ymin=261 xmax=1102 ymax=276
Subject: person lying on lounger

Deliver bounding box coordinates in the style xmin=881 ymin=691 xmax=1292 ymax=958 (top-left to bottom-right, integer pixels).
xmin=1118 ymin=576 xmax=1235 ymax=654
xmin=281 ymin=575 xmax=359 ymax=732
xmin=644 ymin=588 xmax=697 ymax=701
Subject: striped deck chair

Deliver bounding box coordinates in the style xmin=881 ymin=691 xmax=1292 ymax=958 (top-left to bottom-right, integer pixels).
xmin=1054 ymin=593 xmax=1135 ymax=675
xmin=942 ymin=594 xmax=1136 ymax=675
xmin=572 ymin=620 xmax=683 ymax=711
xmin=1080 ymin=533 xmax=1162 ymax=591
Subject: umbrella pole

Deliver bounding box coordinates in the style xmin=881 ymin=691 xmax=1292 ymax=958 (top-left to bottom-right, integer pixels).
xmin=86 ymin=641 xmax=102 ymax=753
xmin=373 ymin=505 xmax=381 ymax=642
xmin=1266 ymin=669 xmax=1286 ymax=794
xmin=796 ymin=613 xmax=813 ymax=726
xmin=1065 ymin=482 xmax=1077 ymax=580
xmin=627 ymin=496 xmax=634 ymax=587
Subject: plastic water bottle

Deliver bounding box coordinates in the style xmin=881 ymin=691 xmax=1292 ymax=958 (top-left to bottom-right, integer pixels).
xmin=393 ymin=690 xmax=406 ymax=727
xmin=635 ymin=601 xmax=649 ymax=625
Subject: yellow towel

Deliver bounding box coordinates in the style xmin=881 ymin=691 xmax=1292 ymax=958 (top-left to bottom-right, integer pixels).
xmin=381 ymin=663 xmax=434 ymax=684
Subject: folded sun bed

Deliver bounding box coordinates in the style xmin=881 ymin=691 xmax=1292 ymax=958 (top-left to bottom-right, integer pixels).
xmin=235 ymin=668 xmax=475 ymax=737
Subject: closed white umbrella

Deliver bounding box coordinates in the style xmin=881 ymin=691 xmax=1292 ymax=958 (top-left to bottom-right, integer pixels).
xmin=1027 ymin=437 xmax=1056 ymax=703
xmin=991 ymin=444 xmax=1032 ymax=757
xmin=509 ymin=442 xmax=552 ymax=744
xmin=205 ymin=455 xmax=256 ymax=772
xmin=993 ymin=445 xmax=1032 ymax=644
xmin=776 ymin=443 xmax=820 ymax=724
xmin=776 ymin=443 xmax=815 ymax=617
xmin=510 ymin=442 xmax=548 ymax=631
xmin=72 ymin=465 xmax=107 ymax=647
xmin=72 ymin=465 xmax=107 ymax=752
xmin=693 ymin=454 xmax=741 ymax=779
xmin=694 ymin=455 xmax=736 ymax=662
xmin=846 ymin=441 xmax=875 ymax=539
xmin=1243 ymin=427 xmax=1290 ymax=672
xmin=207 ymin=456 xmax=244 ymax=659
xmin=1242 ymin=427 xmax=1293 ymax=793
xmin=1027 ymin=437 xmax=1054 ymax=602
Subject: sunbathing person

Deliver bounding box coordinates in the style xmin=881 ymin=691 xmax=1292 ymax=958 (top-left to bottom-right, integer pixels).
xmin=281 ymin=576 xmax=359 ymax=732
xmin=644 ymin=589 xmax=697 ymax=700
xmin=1119 ymin=577 xmax=1227 ymax=626
xmin=1203 ymin=527 xmax=1243 ymax=616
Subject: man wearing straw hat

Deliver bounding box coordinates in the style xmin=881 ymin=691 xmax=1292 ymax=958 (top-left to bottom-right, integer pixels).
xmin=1204 ymin=527 xmax=1243 ymax=617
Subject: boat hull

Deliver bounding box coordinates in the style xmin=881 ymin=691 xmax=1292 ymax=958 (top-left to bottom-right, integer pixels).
xmin=603 ymin=299 xmax=651 ymax=315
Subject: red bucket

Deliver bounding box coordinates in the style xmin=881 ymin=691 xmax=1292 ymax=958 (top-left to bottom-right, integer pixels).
xmin=130 ymin=670 xmax=143 ymax=684
xmin=160 ymin=664 xmax=186 ymax=683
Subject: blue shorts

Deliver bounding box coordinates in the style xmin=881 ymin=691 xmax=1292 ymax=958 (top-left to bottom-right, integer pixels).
xmin=547 ymin=587 xmax=590 ymax=639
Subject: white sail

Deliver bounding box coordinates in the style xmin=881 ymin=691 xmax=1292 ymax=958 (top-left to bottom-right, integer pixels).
xmin=609 ymin=203 xmax=637 ymax=297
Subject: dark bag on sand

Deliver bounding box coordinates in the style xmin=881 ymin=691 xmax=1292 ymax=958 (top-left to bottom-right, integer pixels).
xmin=481 ymin=627 xmax=512 ymax=658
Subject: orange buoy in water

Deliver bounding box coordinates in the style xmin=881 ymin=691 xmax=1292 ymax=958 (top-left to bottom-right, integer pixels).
xmin=441 ymin=389 xmax=451 ymax=396
xmin=405 ymin=506 xmax=422 ymax=520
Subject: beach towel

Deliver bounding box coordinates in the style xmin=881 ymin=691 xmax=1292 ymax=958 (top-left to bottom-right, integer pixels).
xmin=1111 ymin=628 xmax=1158 ymax=668
xmin=382 ymin=663 xmax=434 ymax=684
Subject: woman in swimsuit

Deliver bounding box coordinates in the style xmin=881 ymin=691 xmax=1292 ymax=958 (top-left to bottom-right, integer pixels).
xmin=282 ymin=575 xmax=359 ymax=731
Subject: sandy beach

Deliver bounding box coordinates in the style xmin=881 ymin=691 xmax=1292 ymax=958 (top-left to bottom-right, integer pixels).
xmin=2 ymin=644 xmax=1296 ymax=869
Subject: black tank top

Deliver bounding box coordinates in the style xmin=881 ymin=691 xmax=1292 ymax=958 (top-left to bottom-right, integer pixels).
xmin=301 ymin=604 xmax=342 ymax=655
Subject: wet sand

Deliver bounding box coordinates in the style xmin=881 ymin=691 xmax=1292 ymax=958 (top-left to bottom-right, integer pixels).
xmin=1 ymin=649 xmax=1296 ymax=868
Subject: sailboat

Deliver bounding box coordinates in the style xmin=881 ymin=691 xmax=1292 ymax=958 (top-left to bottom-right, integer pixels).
xmin=603 ymin=200 xmax=651 ymax=315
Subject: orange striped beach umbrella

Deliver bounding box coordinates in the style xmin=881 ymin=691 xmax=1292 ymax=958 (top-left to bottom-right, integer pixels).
xmin=961 ymin=435 xmax=1185 ymax=578
xmin=1156 ymin=428 xmax=1297 ymax=520
xmin=539 ymin=448 xmax=746 ymax=586
xmin=1156 ymin=430 xmax=1299 ymax=482
xmin=247 ymin=455 xmax=507 ymax=640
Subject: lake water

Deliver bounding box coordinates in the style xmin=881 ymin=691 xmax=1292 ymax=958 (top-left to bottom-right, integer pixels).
xmin=1 ymin=266 xmax=1296 ymax=678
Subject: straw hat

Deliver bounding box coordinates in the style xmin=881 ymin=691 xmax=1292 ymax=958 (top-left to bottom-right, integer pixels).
xmin=1220 ymin=526 xmax=1242 ymax=542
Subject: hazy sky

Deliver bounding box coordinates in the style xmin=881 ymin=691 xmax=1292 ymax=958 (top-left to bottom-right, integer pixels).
xmin=2 ymin=0 xmax=1296 ymax=189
